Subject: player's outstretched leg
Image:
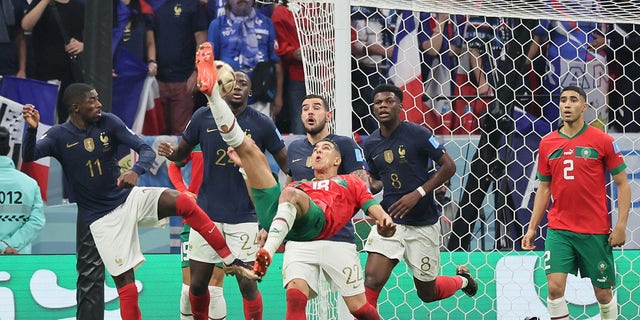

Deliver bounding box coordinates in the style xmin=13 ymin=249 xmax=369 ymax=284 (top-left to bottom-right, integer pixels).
xmin=456 ymin=265 xmax=478 ymax=297
xmin=195 ymin=42 xmax=217 ymax=96
xmin=195 ymin=42 xmax=244 ymax=149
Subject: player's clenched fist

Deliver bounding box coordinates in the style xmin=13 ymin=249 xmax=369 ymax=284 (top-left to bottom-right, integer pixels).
xmin=22 ymin=104 xmax=40 ymax=129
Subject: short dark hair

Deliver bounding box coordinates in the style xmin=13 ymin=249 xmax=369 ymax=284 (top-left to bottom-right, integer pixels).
xmin=372 ymin=83 xmax=403 ymax=103
xmin=63 ymin=83 xmax=95 ymax=111
xmin=314 ymin=137 xmax=341 ymax=156
xmin=0 ymin=126 xmax=10 ymax=156
xmin=561 ymin=86 xmax=587 ymax=102
xmin=302 ymin=94 xmax=330 ymax=111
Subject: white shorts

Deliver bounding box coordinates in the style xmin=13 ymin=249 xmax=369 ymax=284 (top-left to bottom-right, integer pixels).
xmin=283 ymin=240 xmax=364 ymax=299
xmin=188 ymin=222 xmax=259 ymax=264
xmin=90 ymin=187 xmax=168 ymax=276
xmin=363 ymin=223 xmax=441 ymax=282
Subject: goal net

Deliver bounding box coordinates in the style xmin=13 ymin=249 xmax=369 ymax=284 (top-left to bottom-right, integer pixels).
xmin=289 ymin=0 xmax=640 ymax=319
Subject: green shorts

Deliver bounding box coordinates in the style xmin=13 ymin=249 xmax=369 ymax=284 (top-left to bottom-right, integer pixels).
xmin=545 ymin=228 xmax=616 ymax=288
xmin=180 ymin=224 xmax=191 ymax=268
xmin=251 ymin=185 xmax=325 ymax=241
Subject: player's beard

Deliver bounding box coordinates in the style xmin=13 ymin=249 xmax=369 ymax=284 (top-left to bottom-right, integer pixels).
xmin=306 ymin=118 xmax=326 ymax=136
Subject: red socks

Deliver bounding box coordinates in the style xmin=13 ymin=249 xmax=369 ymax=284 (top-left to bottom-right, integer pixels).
xmin=190 ymin=289 xmax=210 ymax=320
xmin=243 ymin=291 xmax=264 ymax=320
xmin=176 ymin=193 xmax=232 ymax=258
xmin=117 ymin=283 xmax=141 ymax=320
xmin=285 ymin=288 xmax=308 ymax=320
xmin=365 ymin=287 xmax=381 ymax=309
xmin=434 ymin=275 xmax=463 ymax=300
xmin=351 ymin=303 xmax=380 ymax=320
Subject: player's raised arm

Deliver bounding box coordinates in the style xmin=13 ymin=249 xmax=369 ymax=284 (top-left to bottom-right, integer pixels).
xmin=366 ymin=204 xmax=396 ymax=237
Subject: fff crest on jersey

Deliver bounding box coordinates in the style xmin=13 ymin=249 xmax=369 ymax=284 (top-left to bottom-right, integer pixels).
xmin=173 ymin=4 xmax=182 ymax=16
xmin=384 ymin=150 xmax=394 ymax=163
xmin=84 ymin=138 xmax=95 ymax=152
xmin=305 ymin=156 xmax=313 ymax=168
xmin=100 ymin=132 xmax=111 ymax=151
xmin=398 ymin=145 xmax=407 ymax=163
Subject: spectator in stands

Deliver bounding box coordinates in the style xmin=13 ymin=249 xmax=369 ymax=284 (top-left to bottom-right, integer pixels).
xmin=207 ymin=0 xmax=283 ymax=119
xmin=0 ymin=126 xmax=45 ymax=254
xmin=153 ymin=0 xmax=208 ymax=135
xmin=272 ymin=0 xmax=305 ymax=134
xmin=167 ymin=147 xmax=228 ymax=320
xmin=351 ymin=6 xmax=394 ymax=135
xmin=418 ymin=12 xmax=458 ymax=132
xmin=113 ymin=0 xmax=157 ymax=77
xmin=435 ymin=179 xmax=459 ymax=251
xmin=21 ymin=0 xmax=85 ymax=123
xmin=0 ymin=0 xmax=28 ymax=78
xmin=201 ymin=0 xmax=226 ymax=22
xmin=448 ymin=16 xmax=535 ymax=251
xmin=606 ymin=23 xmax=640 ymax=132
xmin=529 ymin=12 xmax=609 ymax=130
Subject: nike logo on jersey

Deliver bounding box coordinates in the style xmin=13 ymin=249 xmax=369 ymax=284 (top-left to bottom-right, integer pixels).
xmin=66 ymin=142 xmax=79 ymax=148
xmin=207 ymin=226 xmax=216 ymax=234
xmin=207 ymin=128 xmax=219 ymax=133
xmin=372 ymin=154 xmax=380 ymax=160
xmin=291 ymin=158 xmax=303 ymax=163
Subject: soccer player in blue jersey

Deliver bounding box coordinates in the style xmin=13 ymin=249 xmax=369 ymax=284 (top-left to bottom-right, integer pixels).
xmin=361 ymin=83 xmax=478 ymax=310
xmin=22 ymin=83 xmax=253 ymax=320
xmin=158 ymin=71 xmax=288 ymax=320
xmin=284 ymin=93 xmax=372 ymax=318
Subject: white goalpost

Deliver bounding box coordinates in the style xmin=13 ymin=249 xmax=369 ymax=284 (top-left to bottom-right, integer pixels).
xmin=289 ymin=0 xmax=640 ymax=319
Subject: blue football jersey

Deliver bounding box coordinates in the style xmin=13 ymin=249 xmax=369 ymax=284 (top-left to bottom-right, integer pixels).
xmin=22 ymin=113 xmax=155 ymax=225
xmin=183 ymin=106 xmax=285 ymax=223
xmin=363 ymin=122 xmax=445 ymax=226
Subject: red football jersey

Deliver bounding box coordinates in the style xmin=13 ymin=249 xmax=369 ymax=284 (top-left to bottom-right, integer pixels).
xmin=537 ymin=124 xmax=627 ymax=234
xmin=289 ymin=174 xmax=379 ymax=239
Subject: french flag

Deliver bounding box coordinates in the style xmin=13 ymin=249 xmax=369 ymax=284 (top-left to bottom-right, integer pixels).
xmin=388 ymin=11 xmax=426 ymax=124
xmin=0 ymin=77 xmax=58 ymax=201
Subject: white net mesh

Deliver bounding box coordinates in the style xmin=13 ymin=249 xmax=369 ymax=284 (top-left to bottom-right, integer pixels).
xmin=291 ymin=0 xmax=640 ymax=319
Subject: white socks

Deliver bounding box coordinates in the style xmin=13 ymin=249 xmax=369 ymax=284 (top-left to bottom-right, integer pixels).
xmin=209 ymin=285 xmax=227 ymax=320
xmin=179 ymin=284 xmax=227 ymax=320
xmin=263 ymin=202 xmax=297 ymax=256
xmin=547 ymin=297 xmax=569 ymax=320
xmin=180 ymin=283 xmax=192 ymax=320
xmin=207 ymin=83 xmax=245 ymax=148
xmin=599 ymin=295 xmax=618 ymax=320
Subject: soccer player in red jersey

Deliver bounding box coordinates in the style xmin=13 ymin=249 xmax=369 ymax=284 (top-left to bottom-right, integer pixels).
xmin=189 ymin=42 xmax=396 ymax=320
xmin=522 ymin=86 xmax=631 ymax=320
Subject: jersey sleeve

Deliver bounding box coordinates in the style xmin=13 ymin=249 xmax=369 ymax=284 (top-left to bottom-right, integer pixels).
xmin=604 ymin=136 xmax=627 ymax=175
xmin=337 ymin=137 xmax=366 ymax=174
xmin=109 ymin=115 xmax=154 ymax=175
xmin=536 ymin=140 xmax=551 ymax=181
xmin=261 ymin=117 xmax=286 ymax=154
xmin=418 ymin=126 xmax=445 ymax=162
xmin=22 ymin=127 xmax=57 ymax=162
xmin=182 ymin=109 xmax=202 ymax=146
xmin=363 ymin=142 xmax=380 ymax=180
